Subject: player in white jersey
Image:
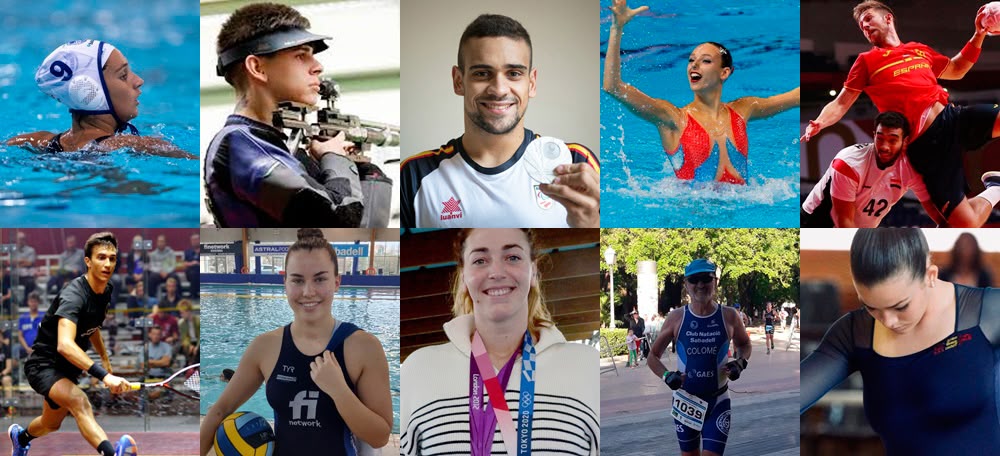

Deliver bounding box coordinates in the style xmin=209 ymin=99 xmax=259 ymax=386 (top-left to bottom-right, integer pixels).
xmin=400 ymin=14 xmax=600 ymax=228
xmin=802 ymin=111 xmax=934 ymax=227
xmin=401 ymin=130 xmax=598 ymax=228
xmin=803 ymin=111 xmax=1000 ymax=227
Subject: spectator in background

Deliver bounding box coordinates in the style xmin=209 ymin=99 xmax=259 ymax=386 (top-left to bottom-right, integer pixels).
xmin=150 ymin=304 xmax=178 ymax=345
xmin=148 ymin=234 xmax=179 ymax=297
xmin=940 ymin=232 xmax=994 ymax=288
xmin=178 ymin=299 xmax=199 ymax=365
xmin=0 ymin=336 xmax=12 ymax=405
xmin=124 ymin=234 xmax=148 ymax=290
xmin=184 ymin=233 xmax=200 ymax=293
xmin=140 ymin=326 xmax=173 ymax=400
xmin=17 ymin=291 xmax=45 ymax=359
xmin=12 ymin=231 xmax=37 ymax=301
xmin=159 ymin=277 xmax=182 ymax=314
xmin=46 ymin=234 xmax=85 ymax=294
xmin=628 ymin=309 xmax=645 ymax=360
xmin=126 ymin=280 xmax=154 ymax=321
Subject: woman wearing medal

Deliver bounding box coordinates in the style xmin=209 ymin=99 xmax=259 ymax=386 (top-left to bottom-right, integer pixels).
xmin=400 ymin=228 xmax=599 ymax=455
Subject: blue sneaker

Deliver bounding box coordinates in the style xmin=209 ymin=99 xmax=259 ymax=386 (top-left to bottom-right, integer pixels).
xmin=7 ymin=423 xmax=30 ymax=456
xmin=113 ymin=435 xmax=137 ymax=456
xmin=983 ymin=171 xmax=1000 ymax=188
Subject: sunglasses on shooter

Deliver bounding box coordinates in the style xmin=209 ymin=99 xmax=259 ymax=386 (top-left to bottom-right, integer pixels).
xmin=686 ymin=273 xmax=716 ymax=285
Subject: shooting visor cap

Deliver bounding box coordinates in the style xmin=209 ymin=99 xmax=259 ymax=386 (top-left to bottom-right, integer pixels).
xmin=216 ymin=27 xmax=330 ymax=76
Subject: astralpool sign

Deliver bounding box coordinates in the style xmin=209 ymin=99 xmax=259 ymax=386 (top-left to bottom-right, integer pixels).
xmin=252 ymin=244 xmax=369 ymax=257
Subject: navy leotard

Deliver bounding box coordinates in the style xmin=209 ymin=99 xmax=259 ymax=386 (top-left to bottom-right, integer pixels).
xmin=801 ymin=285 xmax=1000 ymax=455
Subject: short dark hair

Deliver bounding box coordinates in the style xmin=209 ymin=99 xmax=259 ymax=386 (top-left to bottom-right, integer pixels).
xmin=853 ymin=1 xmax=893 ymax=24
xmin=222 ymin=369 xmax=235 ymax=381
xmin=457 ymin=14 xmax=532 ymax=70
xmin=27 ymin=291 xmax=41 ymax=303
xmin=875 ymin=111 xmax=909 ymax=138
xmin=216 ymin=2 xmax=311 ymax=86
xmin=850 ymin=228 xmax=928 ymax=287
xmin=85 ymin=232 xmax=118 ymax=258
xmin=285 ymin=228 xmax=339 ymax=276
xmin=704 ymin=42 xmax=734 ymax=73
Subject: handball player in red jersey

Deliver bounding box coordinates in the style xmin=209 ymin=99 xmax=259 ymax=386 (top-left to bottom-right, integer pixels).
xmin=802 ymin=1 xmax=1000 ymax=227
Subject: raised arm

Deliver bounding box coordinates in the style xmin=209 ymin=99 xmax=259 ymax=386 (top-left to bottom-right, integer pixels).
xmin=731 ymin=87 xmax=800 ymax=121
xmin=939 ymin=10 xmax=989 ymax=80
xmin=603 ymin=0 xmax=681 ymax=129
xmin=801 ymin=88 xmax=861 ymax=142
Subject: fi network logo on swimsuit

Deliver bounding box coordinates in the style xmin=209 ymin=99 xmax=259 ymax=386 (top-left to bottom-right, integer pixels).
xmin=932 ymin=332 xmax=973 ymax=355
xmin=289 ymin=390 xmax=320 ymax=423
xmin=440 ymin=197 xmax=463 ymax=221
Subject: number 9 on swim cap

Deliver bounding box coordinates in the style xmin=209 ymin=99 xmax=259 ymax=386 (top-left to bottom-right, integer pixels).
xmin=214 ymin=411 xmax=275 ymax=456
xmin=523 ymin=136 xmax=571 ymax=184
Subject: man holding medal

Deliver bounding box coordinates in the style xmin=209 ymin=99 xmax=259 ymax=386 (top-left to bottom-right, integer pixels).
xmin=647 ymin=258 xmax=752 ymax=456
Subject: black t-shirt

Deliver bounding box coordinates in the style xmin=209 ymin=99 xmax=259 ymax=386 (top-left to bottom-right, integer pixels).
xmin=32 ymin=276 xmax=112 ymax=372
xmin=764 ymin=310 xmax=777 ymax=325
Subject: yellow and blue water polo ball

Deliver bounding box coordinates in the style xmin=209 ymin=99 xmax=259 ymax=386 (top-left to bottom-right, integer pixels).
xmin=214 ymin=411 xmax=275 ymax=456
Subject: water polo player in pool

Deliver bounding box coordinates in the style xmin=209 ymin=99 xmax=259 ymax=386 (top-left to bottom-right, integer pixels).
xmin=6 ymin=39 xmax=195 ymax=159
xmin=199 ymin=228 xmax=392 ymax=456
xmin=603 ymin=0 xmax=800 ymax=184
xmin=801 ymin=229 xmax=1000 ymax=455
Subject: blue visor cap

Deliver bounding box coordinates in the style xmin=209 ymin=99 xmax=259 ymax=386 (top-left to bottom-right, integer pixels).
xmin=217 ymin=28 xmax=331 ymax=76
xmin=684 ymin=258 xmax=717 ymax=277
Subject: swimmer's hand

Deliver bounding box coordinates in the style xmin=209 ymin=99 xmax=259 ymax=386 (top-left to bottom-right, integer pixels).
xmin=801 ymin=120 xmax=822 ymax=142
xmin=611 ymin=0 xmax=648 ymax=26
xmin=310 ymin=350 xmax=348 ymax=396
xmin=540 ymin=163 xmax=600 ymax=228
xmin=103 ymin=374 xmax=131 ymax=394
xmin=5 ymin=131 xmax=56 ymax=149
xmin=309 ymin=131 xmax=356 ymax=161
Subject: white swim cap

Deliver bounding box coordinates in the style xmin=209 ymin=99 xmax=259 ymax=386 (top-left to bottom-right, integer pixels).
xmin=35 ymin=40 xmax=117 ymax=114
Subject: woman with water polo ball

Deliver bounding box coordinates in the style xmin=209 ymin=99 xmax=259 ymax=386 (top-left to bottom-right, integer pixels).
xmin=603 ymin=0 xmax=799 ymax=184
xmin=199 ymin=228 xmax=392 ymax=455
xmin=801 ymin=229 xmax=1000 ymax=454
xmin=6 ymin=39 xmax=194 ymax=158
xmin=400 ymin=228 xmax=599 ymax=455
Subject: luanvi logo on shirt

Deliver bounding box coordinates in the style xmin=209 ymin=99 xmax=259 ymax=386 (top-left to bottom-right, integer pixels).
xmin=440 ymin=196 xmax=463 ymax=221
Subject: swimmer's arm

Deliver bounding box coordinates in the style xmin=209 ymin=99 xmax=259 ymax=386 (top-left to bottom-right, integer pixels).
xmin=331 ymin=332 xmax=393 ymax=448
xmin=801 ymin=313 xmax=857 ymax=414
xmin=96 ymin=135 xmax=197 ymax=159
xmin=802 ymin=88 xmax=861 ymax=142
xmin=603 ymin=4 xmax=681 ymax=130
xmin=732 ymin=87 xmax=800 ymax=121
xmin=647 ymin=308 xmax=681 ymax=380
xmin=199 ymin=334 xmax=267 ymax=456
xmin=5 ymin=131 xmax=56 ymax=148
xmin=831 ymin=197 xmax=857 ymax=228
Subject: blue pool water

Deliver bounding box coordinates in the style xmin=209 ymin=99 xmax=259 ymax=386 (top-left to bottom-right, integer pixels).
xmin=0 ymin=0 xmax=199 ymax=226
xmin=600 ymin=0 xmax=800 ymax=227
xmin=200 ymin=284 xmax=401 ymax=434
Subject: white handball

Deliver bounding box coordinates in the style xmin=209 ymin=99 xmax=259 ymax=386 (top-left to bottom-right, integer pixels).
xmin=979 ymin=2 xmax=1000 ymax=35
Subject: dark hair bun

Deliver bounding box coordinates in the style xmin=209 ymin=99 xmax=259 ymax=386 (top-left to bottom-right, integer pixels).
xmin=297 ymin=228 xmax=325 ymax=241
